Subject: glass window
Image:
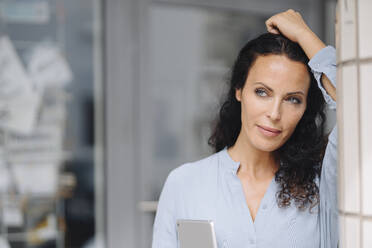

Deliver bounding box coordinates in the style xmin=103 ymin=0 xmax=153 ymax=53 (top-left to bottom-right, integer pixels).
xmin=0 ymin=0 xmax=104 ymax=247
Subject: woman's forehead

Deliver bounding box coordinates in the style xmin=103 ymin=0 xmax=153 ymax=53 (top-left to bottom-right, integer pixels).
xmin=246 ymin=54 xmax=310 ymax=91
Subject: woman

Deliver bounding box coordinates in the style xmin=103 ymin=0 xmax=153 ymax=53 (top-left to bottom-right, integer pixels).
xmin=152 ymin=9 xmax=337 ymax=248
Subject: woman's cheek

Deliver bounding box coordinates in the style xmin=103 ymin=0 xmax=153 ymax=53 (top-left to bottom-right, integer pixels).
xmin=284 ymin=112 xmax=304 ymax=138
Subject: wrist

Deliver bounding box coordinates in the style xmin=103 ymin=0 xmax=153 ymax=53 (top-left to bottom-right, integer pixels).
xmin=297 ymin=29 xmax=326 ymax=59
xmin=296 ymin=27 xmax=313 ymax=42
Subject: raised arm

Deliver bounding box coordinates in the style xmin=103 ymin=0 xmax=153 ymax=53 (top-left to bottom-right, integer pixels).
xmin=266 ymin=10 xmax=339 ymax=247
xmin=309 ymin=44 xmax=338 ymax=248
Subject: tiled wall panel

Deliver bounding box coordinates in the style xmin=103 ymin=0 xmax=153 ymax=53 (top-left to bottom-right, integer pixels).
xmin=338 ymin=0 xmax=372 ymax=247
xmin=362 ymin=220 xmax=372 ymax=247
xmin=345 ymin=217 xmax=361 ymax=247
xmin=340 ymin=0 xmax=356 ymax=60
xmin=358 ymin=0 xmax=372 ymax=58
xmin=360 ymin=63 xmax=372 ymax=215
xmin=341 ymin=65 xmax=360 ymax=213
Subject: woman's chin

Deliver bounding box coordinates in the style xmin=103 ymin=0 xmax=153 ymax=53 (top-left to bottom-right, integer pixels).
xmin=251 ymin=138 xmax=282 ymax=152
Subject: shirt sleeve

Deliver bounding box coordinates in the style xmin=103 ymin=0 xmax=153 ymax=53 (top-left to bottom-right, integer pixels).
xmin=308 ymin=46 xmax=339 ymax=248
xmin=308 ymin=45 xmax=337 ymax=110
xmin=152 ymin=170 xmax=179 ymax=248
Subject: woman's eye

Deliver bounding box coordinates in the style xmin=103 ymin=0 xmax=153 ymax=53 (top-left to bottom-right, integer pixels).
xmin=255 ymin=88 xmax=267 ymax=97
xmin=287 ymin=97 xmax=302 ymax=104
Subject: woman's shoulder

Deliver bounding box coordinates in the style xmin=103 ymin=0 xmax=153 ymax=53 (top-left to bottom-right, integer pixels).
xmin=170 ymin=151 xmax=221 ymax=177
xmin=165 ymin=151 xmax=222 ymax=188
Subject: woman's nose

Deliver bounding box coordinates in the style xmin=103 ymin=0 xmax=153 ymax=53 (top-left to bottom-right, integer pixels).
xmin=267 ymin=100 xmax=281 ymax=121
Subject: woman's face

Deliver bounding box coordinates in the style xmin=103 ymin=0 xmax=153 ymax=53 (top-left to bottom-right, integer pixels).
xmin=235 ymin=54 xmax=310 ymax=152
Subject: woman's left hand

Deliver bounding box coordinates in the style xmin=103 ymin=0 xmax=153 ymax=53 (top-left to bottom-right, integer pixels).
xmin=266 ymin=9 xmax=326 ymax=61
xmin=265 ymin=9 xmax=312 ymax=44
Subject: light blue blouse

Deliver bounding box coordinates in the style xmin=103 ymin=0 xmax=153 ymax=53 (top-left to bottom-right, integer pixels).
xmin=152 ymin=46 xmax=338 ymax=248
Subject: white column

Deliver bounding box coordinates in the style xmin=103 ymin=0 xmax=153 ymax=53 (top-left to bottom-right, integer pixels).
xmin=338 ymin=0 xmax=372 ymax=247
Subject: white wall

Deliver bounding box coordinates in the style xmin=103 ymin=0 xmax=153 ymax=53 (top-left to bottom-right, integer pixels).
xmin=338 ymin=0 xmax=372 ymax=247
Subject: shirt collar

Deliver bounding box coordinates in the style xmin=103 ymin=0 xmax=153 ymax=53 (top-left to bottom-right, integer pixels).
xmin=219 ymin=146 xmax=241 ymax=174
xmin=218 ymin=146 xmax=279 ymax=214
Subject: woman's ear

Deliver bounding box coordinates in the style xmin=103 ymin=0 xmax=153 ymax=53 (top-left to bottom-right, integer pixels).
xmin=235 ymin=88 xmax=242 ymax=102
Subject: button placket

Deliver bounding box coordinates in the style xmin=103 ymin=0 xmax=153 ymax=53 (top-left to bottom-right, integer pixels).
xmin=249 ymin=238 xmax=256 ymax=245
xmin=222 ymin=239 xmax=229 ymax=248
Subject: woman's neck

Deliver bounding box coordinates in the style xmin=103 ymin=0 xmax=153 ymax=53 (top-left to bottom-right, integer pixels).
xmin=227 ymin=131 xmax=279 ymax=179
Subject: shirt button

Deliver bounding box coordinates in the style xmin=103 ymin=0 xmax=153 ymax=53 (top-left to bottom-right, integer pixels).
xmin=223 ymin=240 xmax=228 ymax=248
xmin=249 ymin=239 xmax=255 ymax=244
xmin=262 ymin=204 xmax=267 ymax=210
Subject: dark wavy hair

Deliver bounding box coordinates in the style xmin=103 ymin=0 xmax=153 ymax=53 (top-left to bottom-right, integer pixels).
xmin=208 ymin=33 xmax=328 ymax=211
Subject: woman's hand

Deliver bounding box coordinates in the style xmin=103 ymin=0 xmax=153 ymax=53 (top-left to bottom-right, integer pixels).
xmin=265 ymin=9 xmax=326 ymax=60
xmin=265 ymin=9 xmax=311 ymax=43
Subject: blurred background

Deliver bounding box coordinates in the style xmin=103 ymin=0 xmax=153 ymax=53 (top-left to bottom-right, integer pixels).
xmin=0 ymin=0 xmax=342 ymax=247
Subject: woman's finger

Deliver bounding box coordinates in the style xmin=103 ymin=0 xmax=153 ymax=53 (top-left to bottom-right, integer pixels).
xmin=265 ymin=9 xmax=310 ymax=42
xmin=265 ymin=17 xmax=280 ymax=34
xmin=267 ymin=25 xmax=280 ymax=34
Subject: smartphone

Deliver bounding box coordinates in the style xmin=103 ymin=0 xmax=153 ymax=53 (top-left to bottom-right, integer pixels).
xmin=176 ymin=219 xmax=218 ymax=248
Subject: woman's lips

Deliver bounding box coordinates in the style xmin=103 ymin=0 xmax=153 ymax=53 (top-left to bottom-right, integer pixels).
xmin=257 ymin=125 xmax=282 ymax=137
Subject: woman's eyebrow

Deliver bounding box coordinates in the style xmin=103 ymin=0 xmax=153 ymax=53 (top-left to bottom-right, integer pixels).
xmin=253 ymin=82 xmax=305 ymax=96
